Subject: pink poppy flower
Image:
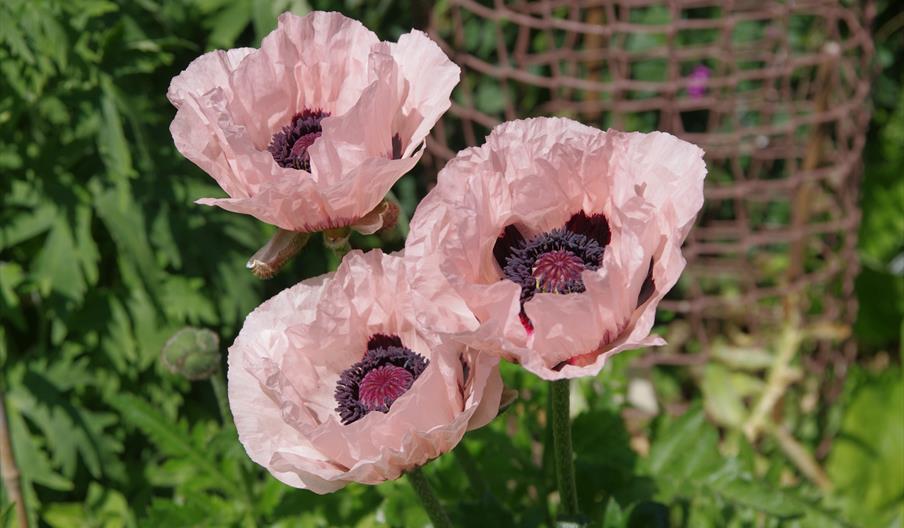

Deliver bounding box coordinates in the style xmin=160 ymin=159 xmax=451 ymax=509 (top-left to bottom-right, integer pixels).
xmin=405 ymin=118 xmax=705 ymax=380
xmin=167 ymin=11 xmax=459 ymax=233
xmin=227 ymin=250 xmax=503 ymax=493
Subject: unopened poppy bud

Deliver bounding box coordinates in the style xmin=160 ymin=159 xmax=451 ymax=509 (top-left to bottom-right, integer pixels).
xmin=323 ymin=227 xmax=352 ymax=250
xmin=499 ymin=388 xmax=518 ymax=414
xmin=246 ymin=229 xmax=311 ymax=279
xmin=351 ymin=199 xmax=401 ymax=235
xmin=161 ymin=327 xmax=221 ymax=380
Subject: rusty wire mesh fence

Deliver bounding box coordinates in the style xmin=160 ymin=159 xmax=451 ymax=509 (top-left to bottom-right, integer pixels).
xmin=425 ymin=0 xmax=874 ymax=378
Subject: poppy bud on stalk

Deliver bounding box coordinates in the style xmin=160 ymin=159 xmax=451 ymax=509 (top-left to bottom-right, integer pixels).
xmin=161 ymin=327 xmax=221 ymax=381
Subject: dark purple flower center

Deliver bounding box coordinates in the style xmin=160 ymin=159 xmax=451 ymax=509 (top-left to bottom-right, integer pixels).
xmin=358 ymin=365 xmax=413 ymax=411
xmin=334 ymin=335 xmax=428 ymax=425
xmin=501 ymin=227 xmax=605 ymax=304
xmin=494 ymin=211 xmax=659 ymax=337
xmin=493 ymin=211 xmax=613 ymax=331
xmin=532 ymin=249 xmax=586 ymax=292
xmin=268 ymin=109 xmax=329 ymax=171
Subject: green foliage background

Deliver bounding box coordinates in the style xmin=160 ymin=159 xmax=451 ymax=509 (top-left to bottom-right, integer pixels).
xmin=0 ymin=0 xmax=901 ymax=526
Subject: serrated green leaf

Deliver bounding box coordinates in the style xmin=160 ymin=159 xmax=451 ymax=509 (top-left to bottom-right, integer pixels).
xmin=828 ymin=369 xmax=904 ymax=526
xmin=701 ymin=363 xmax=748 ymax=428
xmin=160 ymin=277 xmax=217 ymax=324
xmin=0 ymin=503 xmax=15 ymax=528
xmin=140 ymin=499 xmax=207 ymax=528
xmin=0 ymin=262 xmax=24 ymax=308
xmin=602 ymin=497 xmax=627 ymax=528
xmin=11 ymin=368 xmax=123 ymax=481
xmin=648 ymin=406 xmax=722 ymax=482
xmin=43 ymin=503 xmax=87 ymax=528
xmin=708 ymin=462 xmax=804 ymax=519
xmin=711 ymin=344 xmax=775 ymax=371
xmin=0 ymin=4 xmax=35 ymax=64
xmin=0 ymin=202 xmax=55 ymax=251
xmin=7 ymin=396 xmax=72 ymax=492
xmin=32 ymin=218 xmax=85 ymax=300
xmin=97 ymin=77 xmax=135 ymax=183
xmin=94 ymin=188 xmax=160 ymax=296
xmin=107 ymin=394 xmax=233 ymax=488
xmin=84 ymin=482 xmax=134 ymax=528
xmin=102 ymin=297 xmax=138 ymax=373
xmin=207 ymin=0 xmax=252 ymax=48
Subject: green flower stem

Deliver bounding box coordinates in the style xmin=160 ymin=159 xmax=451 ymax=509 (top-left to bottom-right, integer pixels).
xmin=0 ymin=391 xmax=30 ymax=528
xmin=328 ymin=239 xmax=351 ymax=263
xmin=210 ymin=371 xmax=231 ymax=424
xmin=323 ymin=228 xmax=352 ymax=270
xmin=407 ymin=466 xmax=453 ymax=528
xmin=453 ymin=444 xmax=492 ymax=499
xmin=210 ymin=372 xmax=258 ymax=527
xmin=385 ymin=190 xmax=410 ymax=237
xmin=550 ymin=379 xmax=580 ymax=519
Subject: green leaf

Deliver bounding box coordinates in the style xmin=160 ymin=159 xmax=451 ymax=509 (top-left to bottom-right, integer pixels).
xmin=646 ymin=406 xmax=824 ymax=522
xmin=97 ymin=77 xmax=135 ymax=184
xmin=84 ymin=482 xmax=134 ymax=528
xmin=140 ymin=499 xmax=208 ymax=528
xmin=102 ymin=297 xmax=139 ymax=373
xmin=43 ymin=503 xmax=88 ymax=528
xmin=827 ymin=369 xmax=904 ymax=526
xmin=0 ymin=262 xmax=24 ymax=308
xmin=711 ymin=343 xmax=774 ymax=371
xmin=7 ymin=395 xmax=72 ymax=492
xmin=32 ymin=218 xmax=86 ymax=300
xmin=0 ymin=202 xmax=55 ymax=251
xmin=602 ymin=497 xmax=627 ymax=528
xmin=107 ymin=393 xmax=233 ymax=486
xmin=709 ymin=462 xmax=806 ymax=519
xmin=0 ymin=4 xmax=36 ymax=64
xmin=0 ymin=503 xmax=15 ymax=528
xmin=648 ymin=405 xmax=722 ymax=483
xmin=701 ymin=363 xmax=748 ymax=428
xmin=160 ymin=277 xmax=217 ymax=324
xmin=207 ymin=0 xmax=252 ymax=48
xmin=94 ymin=187 xmax=160 ymax=296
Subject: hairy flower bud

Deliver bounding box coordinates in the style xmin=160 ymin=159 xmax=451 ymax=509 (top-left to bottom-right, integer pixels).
xmin=161 ymin=327 xmax=221 ymax=380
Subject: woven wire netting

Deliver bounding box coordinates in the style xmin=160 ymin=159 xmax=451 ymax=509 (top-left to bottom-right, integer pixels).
xmin=425 ymin=1 xmax=874 ymax=372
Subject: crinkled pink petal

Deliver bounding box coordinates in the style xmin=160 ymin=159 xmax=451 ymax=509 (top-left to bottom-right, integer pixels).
xmin=607 ymin=131 xmax=706 ymax=237
xmin=226 ymin=12 xmax=378 ymax=146
xmin=168 ymin=48 xmax=258 ymax=198
xmin=169 ymin=11 xmax=457 ymax=232
xmin=405 ymin=117 xmax=706 ymax=380
xmin=228 ymin=251 xmax=502 ymax=493
xmin=369 ymin=30 xmax=461 ymax=159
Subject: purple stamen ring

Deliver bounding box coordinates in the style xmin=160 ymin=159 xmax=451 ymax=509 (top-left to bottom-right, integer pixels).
xmin=334 ymin=335 xmax=428 ymax=425
xmin=268 ymin=109 xmax=329 ymax=171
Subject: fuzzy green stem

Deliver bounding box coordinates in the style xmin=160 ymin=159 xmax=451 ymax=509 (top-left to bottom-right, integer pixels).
xmin=210 ymin=372 xmax=231 ymax=424
xmin=329 ymin=239 xmax=351 ymax=263
xmin=246 ymin=229 xmax=310 ymax=279
xmin=323 ymin=228 xmax=352 ymax=270
xmin=210 ymin=373 xmax=258 ymax=527
xmin=453 ymin=444 xmax=492 ymax=499
xmin=407 ymin=466 xmax=453 ymax=528
xmin=0 ymin=391 xmax=29 ymax=528
xmin=550 ymin=379 xmax=580 ymax=519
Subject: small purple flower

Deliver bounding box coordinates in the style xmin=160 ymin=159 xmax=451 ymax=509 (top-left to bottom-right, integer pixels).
xmin=688 ymin=64 xmax=711 ymax=99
